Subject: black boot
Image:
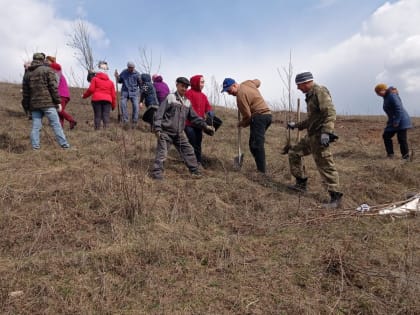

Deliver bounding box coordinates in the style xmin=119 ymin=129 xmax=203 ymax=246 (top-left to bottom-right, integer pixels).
xmin=287 ymin=177 xmax=308 ymax=192
xmin=322 ymin=191 xmax=343 ymax=209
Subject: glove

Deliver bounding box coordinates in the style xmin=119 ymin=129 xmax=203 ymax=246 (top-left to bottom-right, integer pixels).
xmin=204 ymin=124 xmax=215 ymax=136
xmin=207 ymin=111 xmax=215 ymax=118
xmin=287 ymin=122 xmax=296 ymax=130
xmin=155 ymin=131 xmax=162 ymax=140
xmin=57 ymin=104 xmax=62 ymax=112
xmin=321 ymin=133 xmax=330 ymax=147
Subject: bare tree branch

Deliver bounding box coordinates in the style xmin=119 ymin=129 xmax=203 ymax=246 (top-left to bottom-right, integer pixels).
xmin=67 ymin=20 xmax=95 ymax=72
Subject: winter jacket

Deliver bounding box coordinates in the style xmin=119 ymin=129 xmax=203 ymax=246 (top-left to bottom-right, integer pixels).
xmin=152 ymin=75 xmax=170 ymax=103
xmin=185 ymin=75 xmax=213 ymax=127
xmin=236 ymin=79 xmax=271 ymax=127
xmin=140 ymin=73 xmax=159 ymax=107
xmin=117 ymin=69 xmax=141 ymax=97
xmin=295 ymin=83 xmax=336 ymax=136
xmin=82 ymin=72 xmax=116 ymax=109
xmin=50 ymin=62 xmax=70 ymax=99
xmin=154 ymin=91 xmax=207 ymax=136
xmin=22 ymin=60 xmax=61 ymax=111
xmin=382 ymin=87 xmax=412 ymax=132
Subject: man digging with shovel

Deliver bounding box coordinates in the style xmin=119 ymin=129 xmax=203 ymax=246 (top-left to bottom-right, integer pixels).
xmin=222 ymin=78 xmax=272 ymax=174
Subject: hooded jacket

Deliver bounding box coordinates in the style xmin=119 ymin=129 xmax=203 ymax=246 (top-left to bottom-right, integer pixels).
xmin=185 ymin=75 xmax=213 ymax=127
xmin=22 ymin=60 xmax=61 ymax=111
xmin=154 ymin=91 xmax=207 ymax=136
xmin=152 ymin=75 xmax=170 ymax=103
xmin=118 ymin=68 xmax=141 ymax=97
xmin=50 ymin=62 xmax=70 ymax=99
xmin=236 ymin=79 xmax=271 ymax=127
xmin=140 ymin=73 xmax=159 ymax=107
xmin=382 ymin=87 xmax=412 ymax=131
xmin=82 ymin=72 xmax=116 ymax=109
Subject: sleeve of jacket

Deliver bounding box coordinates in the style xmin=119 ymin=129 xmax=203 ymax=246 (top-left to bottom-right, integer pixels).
xmin=390 ymin=93 xmax=403 ymax=126
xmin=236 ymin=94 xmax=252 ymax=127
xmin=318 ymin=87 xmax=336 ymax=134
xmin=153 ymin=97 xmax=169 ymax=132
xmin=22 ymin=74 xmax=30 ymax=110
xmin=46 ymin=69 xmax=61 ymax=105
xmin=204 ymin=95 xmax=213 ymax=114
xmin=188 ymin=107 xmax=207 ymax=129
xmin=83 ymin=79 xmax=96 ymax=98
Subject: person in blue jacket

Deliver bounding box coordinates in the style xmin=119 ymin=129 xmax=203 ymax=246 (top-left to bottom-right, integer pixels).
xmin=375 ymin=83 xmax=412 ymax=160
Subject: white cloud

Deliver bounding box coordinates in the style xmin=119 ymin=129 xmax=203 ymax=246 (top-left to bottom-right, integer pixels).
xmin=303 ymin=0 xmax=420 ymax=115
xmin=0 ymin=0 xmax=108 ymax=86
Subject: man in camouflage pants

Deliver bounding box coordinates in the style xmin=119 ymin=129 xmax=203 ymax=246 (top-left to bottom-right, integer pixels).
xmin=287 ymin=72 xmax=343 ymax=208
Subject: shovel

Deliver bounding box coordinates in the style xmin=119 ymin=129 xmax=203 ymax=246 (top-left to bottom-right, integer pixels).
xmin=234 ymin=111 xmax=244 ymax=170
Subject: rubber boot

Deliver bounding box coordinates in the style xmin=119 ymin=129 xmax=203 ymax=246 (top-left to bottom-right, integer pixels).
xmin=322 ymin=191 xmax=343 ymax=209
xmin=287 ymin=177 xmax=308 ymax=192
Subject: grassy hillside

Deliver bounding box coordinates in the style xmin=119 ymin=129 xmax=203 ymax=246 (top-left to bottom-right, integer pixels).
xmin=0 ymin=81 xmax=419 ymax=314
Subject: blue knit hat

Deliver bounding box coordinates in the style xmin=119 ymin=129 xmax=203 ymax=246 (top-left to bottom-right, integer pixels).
xmin=295 ymin=72 xmax=314 ymax=84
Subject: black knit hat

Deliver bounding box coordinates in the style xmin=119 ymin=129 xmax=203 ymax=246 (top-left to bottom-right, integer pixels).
xmin=295 ymin=72 xmax=314 ymax=84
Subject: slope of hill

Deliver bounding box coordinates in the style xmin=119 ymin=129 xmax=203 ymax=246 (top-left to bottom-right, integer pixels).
xmin=0 ymin=81 xmax=419 ymax=314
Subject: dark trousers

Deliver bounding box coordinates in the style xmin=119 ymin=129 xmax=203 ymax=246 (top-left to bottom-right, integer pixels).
xmin=185 ymin=126 xmax=203 ymax=163
xmin=92 ymin=101 xmax=112 ymax=129
xmin=383 ymin=129 xmax=409 ymax=158
xmin=249 ymin=114 xmax=272 ymax=173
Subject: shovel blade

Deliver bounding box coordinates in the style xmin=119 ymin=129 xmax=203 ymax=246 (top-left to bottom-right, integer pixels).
xmin=233 ymin=153 xmax=244 ymax=170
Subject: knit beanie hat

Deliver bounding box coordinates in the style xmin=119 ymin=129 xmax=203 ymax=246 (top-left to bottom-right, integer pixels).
xmin=374 ymin=83 xmax=387 ymax=93
xmin=295 ymin=72 xmax=314 ymax=84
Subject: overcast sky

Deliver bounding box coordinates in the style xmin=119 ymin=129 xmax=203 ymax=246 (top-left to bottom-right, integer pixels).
xmin=2 ymin=0 xmax=420 ymax=115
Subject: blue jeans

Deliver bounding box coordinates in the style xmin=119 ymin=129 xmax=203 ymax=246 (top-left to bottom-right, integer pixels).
xmin=31 ymin=107 xmax=69 ymax=149
xmin=120 ymin=92 xmax=139 ymax=123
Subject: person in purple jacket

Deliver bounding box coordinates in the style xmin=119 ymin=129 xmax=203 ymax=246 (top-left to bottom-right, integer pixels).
xmin=375 ymin=83 xmax=412 ymax=160
xmin=47 ymin=56 xmax=77 ymax=129
xmin=152 ymin=74 xmax=170 ymax=104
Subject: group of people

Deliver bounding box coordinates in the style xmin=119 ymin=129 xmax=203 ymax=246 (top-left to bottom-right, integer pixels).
xmin=21 ymin=52 xmax=413 ymax=209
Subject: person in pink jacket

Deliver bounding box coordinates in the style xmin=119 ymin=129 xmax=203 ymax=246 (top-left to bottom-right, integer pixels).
xmin=47 ymin=56 xmax=77 ymax=129
xmin=82 ymin=61 xmax=116 ymax=129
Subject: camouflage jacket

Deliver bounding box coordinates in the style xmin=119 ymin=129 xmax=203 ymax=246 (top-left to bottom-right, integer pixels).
xmin=296 ymin=83 xmax=336 ymax=135
xmin=22 ymin=60 xmax=61 ymax=111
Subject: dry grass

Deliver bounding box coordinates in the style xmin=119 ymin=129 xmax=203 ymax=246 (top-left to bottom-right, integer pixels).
xmin=0 ymin=82 xmax=419 ymax=314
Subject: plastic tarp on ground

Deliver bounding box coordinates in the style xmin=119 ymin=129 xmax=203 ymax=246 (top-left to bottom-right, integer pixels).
xmin=379 ymin=194 xmax=420 ymax=215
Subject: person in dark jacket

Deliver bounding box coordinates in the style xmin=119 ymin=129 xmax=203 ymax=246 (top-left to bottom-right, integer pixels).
xmin=185 ymin=74 xmax=214 ymax=165
xmin=375 ymin=83 xmax=412 ymax=160
xmin=151 ymin=77 xmax=215 ymax=180
xmin=82 ymin=62 xmax=116 ymax=129
xmin=114 ymin=62 xmax=141 ymax=127
xmin=22 ymin=53 xmax=70 ymax=150
xmin=140 ymin=73 xmax=159 ymax=108
xmin=152 ymin=74 xmax=170 ymax=104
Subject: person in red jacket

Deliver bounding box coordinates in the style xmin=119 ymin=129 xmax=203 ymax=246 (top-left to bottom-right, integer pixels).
xmin=185 ymin=75 xmax=214 ymax=165
xmin=82 ymin=61 xmax=116 ymax=129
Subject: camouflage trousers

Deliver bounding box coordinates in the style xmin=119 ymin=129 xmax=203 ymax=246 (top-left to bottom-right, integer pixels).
xmin=152 ymin=132 xmax=199 ymax=177
xmin=288 ymin=134 xmax=340 ymax=192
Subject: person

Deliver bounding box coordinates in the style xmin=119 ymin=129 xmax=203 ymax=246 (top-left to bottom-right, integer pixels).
xmin=151 ymin=77 xmax=215 ymax=180
xmin=114 ymin=62 xmax=141 ymax=127
xmin=22 ymin=61 xmax=32 ymax=119
xmin=22 ymin=52 xmax=70 ymax=150
xmin=139 ymin=73 xmax=159 ymax=108
xmin=152 ymin=74 xmax=170 ymax=104
xmin=374 ymin=83 xmax=412 ymax=160
xmin=286 ymin=71 xmax=342 ymax=208
xmin=221 ymin=77 xmax=272 ymax=173
xmin=185 ymin=74 xmax=214 ymax=165
xmin=47 ymin=57 xmax=77 ymax=130
xmin=82 ymin=61 xmax=116 ymax=129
